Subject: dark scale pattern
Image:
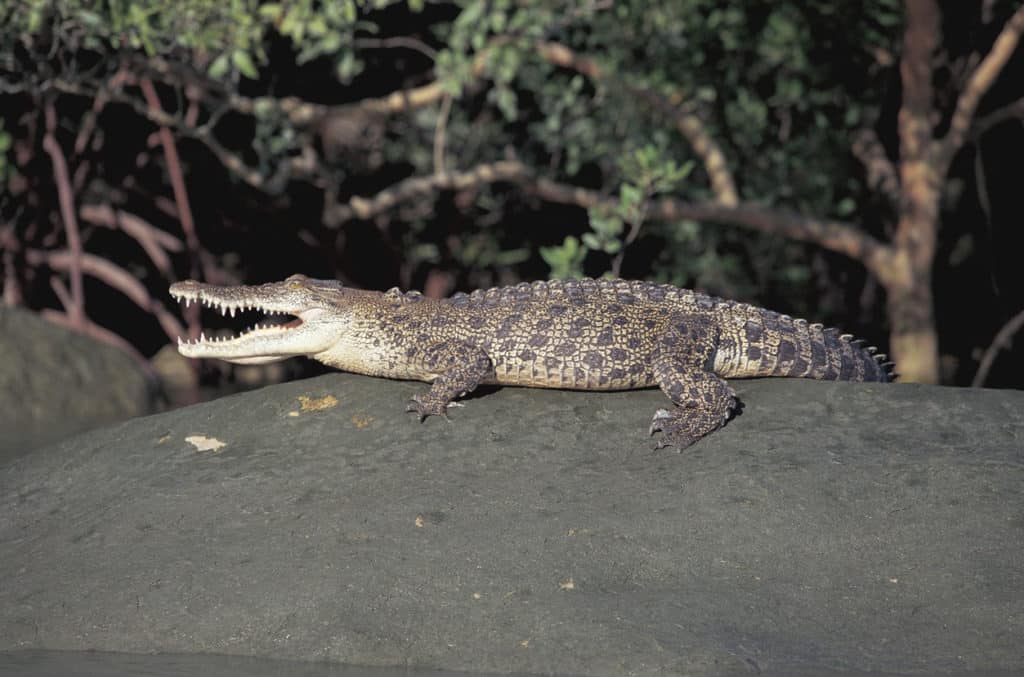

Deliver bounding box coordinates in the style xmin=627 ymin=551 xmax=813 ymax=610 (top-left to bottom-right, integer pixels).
xmin=172 ymin=276 xmax=894 ymax=450
xmin=529 ymin=334 xmax=550 ymax=348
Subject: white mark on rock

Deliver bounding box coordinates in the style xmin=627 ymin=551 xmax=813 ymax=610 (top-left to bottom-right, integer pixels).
xmin=185 ymin=435 xmax=226 ymax=452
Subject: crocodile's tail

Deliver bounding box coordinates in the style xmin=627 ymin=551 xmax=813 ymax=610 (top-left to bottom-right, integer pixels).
xmin=713 ymin=304 xmax=895 ymax=382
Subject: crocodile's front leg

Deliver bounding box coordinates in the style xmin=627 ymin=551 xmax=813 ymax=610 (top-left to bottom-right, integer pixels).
xmin=407 ymin=340 xmax=494 ymax=421
xmin=649 ymin=315 xmax=737 ymax=450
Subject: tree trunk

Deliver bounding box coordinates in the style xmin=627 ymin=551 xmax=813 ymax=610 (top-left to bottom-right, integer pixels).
xmin=875 ymin=151 xmax=942 ymax=385
xmin=889 ymin=0 xmax=942 ymax=384
xmin=881 ymin=246 xmax=940 ymax=384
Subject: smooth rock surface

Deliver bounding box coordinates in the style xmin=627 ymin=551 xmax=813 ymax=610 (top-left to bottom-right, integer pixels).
xmin=0 ymin=306 xmax=158 ymax=462
xmin=1 ymin=374 xmax=1021 ymax=675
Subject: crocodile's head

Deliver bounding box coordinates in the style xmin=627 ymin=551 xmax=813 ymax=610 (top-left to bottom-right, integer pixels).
xmin=170 ymin=274 xmax=349 ymax=365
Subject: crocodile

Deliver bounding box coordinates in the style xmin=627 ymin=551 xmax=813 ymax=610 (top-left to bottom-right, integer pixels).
xmin=170 ymin=275 xmax=894 ymax=449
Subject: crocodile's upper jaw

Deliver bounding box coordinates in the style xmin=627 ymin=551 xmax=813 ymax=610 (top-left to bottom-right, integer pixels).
xmin=170 ymin=276 xmax=340 ymax=365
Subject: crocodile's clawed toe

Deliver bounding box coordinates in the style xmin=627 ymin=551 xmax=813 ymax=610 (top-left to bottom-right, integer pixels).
xmin=407 ymin=396 xmax=446 ymax=422
xmin=648 ymin=406 xmax=723 ymax=451
xmin=406 ymin=395 xmax=459 ymax=422
xmin=648 ymin=409 xmax=673 ymax=436
xmin=649 ymin=411 xmax=700 ymax=451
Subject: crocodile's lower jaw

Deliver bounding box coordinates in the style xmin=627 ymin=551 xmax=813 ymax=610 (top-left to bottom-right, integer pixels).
xmin=176 ymin=325 xmax=298 ymax=364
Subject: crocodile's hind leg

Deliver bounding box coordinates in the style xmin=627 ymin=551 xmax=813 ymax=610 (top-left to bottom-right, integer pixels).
xmin=407 ymin=340 xmax=494 ymax=421
xmin=649 ymin=315 xmax=737 ymax=450
xmin=649 ymin=365 xmax=736 ymax=449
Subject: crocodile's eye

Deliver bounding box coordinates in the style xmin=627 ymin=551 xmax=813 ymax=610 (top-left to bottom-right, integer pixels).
xmin=288 ymin=280 xmax=302 ymax=289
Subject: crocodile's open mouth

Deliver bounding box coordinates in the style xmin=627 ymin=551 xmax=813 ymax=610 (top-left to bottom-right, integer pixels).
xmin=171 ymin=288 xmax=304 ymax=347
xmin=170 ymin=276 xmax=342 ymax=364
xmin=167 ymin=281 xmax=341 ymax=365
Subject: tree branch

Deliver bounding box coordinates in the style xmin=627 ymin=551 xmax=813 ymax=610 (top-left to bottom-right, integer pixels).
xmin=129 ymin=47 xmax=452 ymax=128
xmin=79 ymin=204 xmax=183 ymax=277
xmin=324 ymin=161 xmax=533 ymax=225
xmin=433 ymin=93 xmax=453 ymax=173
xmin=353 ymin=36 xmax=438 ymax=59
xmin=973 ymin=95 xmax=1024 ymax=137
xmin=325 ymin=160 xmax=889 ymax=272
xmin=972 ymin=307 xmax=1024 ymax=387
xmin=73 ymin=65 xmax=129 ymax=156
xmin=139 ymin=77 xmax=203 ymax=281
xmin=942 ymin=3 xmax=1024 ymax=165
xmin=852 ymin=128 xmax=901 ymax=205
xmin=49 ymin=275 xmax=74 ymax=314
xmin=529 ymin=176 xmax=888 ymax=269
xmin=41 ymin=100 xmax=85 ymax=326
xmin=227 ymin=46 xmax=490 ymax=127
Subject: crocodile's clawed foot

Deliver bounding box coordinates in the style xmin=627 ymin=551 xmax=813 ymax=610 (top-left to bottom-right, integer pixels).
xmin=406 ymin=396 xmax=461 ymax=422
xmin=649 ymin=405 xmax=731 ymax=451
xmin=649 ymin=407 xmax=701 ymax=451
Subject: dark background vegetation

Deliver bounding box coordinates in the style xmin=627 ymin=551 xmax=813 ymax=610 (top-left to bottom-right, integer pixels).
xmin=1 ymin=0 xmax=1022 ymax=393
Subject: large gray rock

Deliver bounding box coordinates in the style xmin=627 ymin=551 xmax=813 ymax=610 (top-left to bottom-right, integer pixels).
xmin=0 ymin=306 xmax=158 ymax=462
xmin=1 ymin=374 xmax=1021 ymax=675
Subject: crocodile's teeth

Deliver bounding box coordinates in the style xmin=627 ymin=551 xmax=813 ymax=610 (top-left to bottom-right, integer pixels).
xmin=229 ymin=306 xmax=236 ymax=318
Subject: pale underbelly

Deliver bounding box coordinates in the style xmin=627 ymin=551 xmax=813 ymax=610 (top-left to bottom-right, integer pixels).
xmin=488 ymin=356 xmax=656 ymax=391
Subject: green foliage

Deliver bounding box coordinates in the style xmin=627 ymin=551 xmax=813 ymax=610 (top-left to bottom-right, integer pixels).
xmin=582 ymin=211 xmax=624 ymax=257
xmin=0 ymin=0 xmax=402 ymax=83
xmin=1 ymin=0 xmax=905 ymax=313
xmin=453 ymin=236 xmax=530 ymax=269
xmin=3 ymin=0 xmax=267 ymax=72
xmin=540 ymin=236 xmax=587 ymax=280
xmin=257 ymin=0 xmax=393 ymax=80
xmin=421 ymin=0 xmax=901 ymax=294
xmin=580 ymin=145 xmax=695 ymax=262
